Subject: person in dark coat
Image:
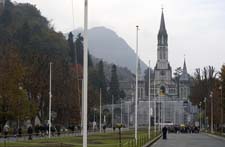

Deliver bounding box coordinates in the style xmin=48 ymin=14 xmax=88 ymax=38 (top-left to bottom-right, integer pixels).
xmin=162 ymin=126 xmax=168 ymax=139
xmin=18 ymin=128 xmax=22 ymax=137
xmin=27 ymin=126 xmax=33 ymax=140
xmin=103 ymin=125 xmax=106 ymax=133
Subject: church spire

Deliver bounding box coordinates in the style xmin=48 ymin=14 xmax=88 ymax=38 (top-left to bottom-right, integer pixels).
xmin=159 ymin=9 xmax=166 ymax=33
xmin=158 ymin=9 xmax=168 ymax=46
xmin=183 ymin=58 xmax=187 ymax=74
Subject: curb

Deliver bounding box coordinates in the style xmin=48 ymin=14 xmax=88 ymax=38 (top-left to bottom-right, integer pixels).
xmin=142 ymin=134 xmax=162 ymax=147
xmin=204 ymin=133 xmax=225 ymax=141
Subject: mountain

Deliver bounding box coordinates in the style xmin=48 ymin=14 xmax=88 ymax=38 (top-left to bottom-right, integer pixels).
xmin=69 ymin=27 xmax=147 ymax=73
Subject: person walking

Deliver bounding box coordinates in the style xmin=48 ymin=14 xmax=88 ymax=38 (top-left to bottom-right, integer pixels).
xmin=3 ymin=125 xmax=9 ymax=138
xmin=162 ymin=126 xmax=168 ymax=140
xmin=27 ymin=126 xmax=33 ymax=140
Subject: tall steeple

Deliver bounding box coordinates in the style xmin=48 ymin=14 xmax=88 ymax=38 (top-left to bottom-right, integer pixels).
xmin=158 ymin=9 xmax=168 ymax=46
xmin=155 ymin=8 xmax=172 ymax=82
xmin=183 ymin=58 xmax=187 ymax=74
xmin=180 ymin=58 xmax=189 ymax=81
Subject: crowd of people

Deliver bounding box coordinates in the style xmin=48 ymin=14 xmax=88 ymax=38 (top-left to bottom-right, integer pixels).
xmin=0 ymin=124 xmax=62 ymax=140
xmin=167 ymin=125 xmax=200 ymax=134
xmin=161 ymin=125 xmax=200 ymax=140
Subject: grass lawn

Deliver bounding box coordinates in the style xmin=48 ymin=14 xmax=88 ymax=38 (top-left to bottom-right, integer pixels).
xmin=0 ymin=129 xmax=160 ymax=147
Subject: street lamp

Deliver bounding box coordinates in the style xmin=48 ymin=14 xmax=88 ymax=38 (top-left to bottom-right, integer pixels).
xmin=153 ymin=80 xmax=157 ymax=135
xmin=94 ymin=108 xmax=96 ymax=123
xmin=83 ymin=0 xmax=88 ymax=146
xmin=204 ymin=97 xmax=207 ymax=129
xmin=159 ymin=89 xmax=163 ymax=129
xmin=219 ymin=86 xmax=223 ymax=133
xmin=135 ymin=25 xmax=139 ymax=144
xmin=48 ymin=62 xmax=52 ymax=138
xmin=199 ymin=102 xmax=202 ymax=131
xmin=93 ymin=108 xmax=97 ymax=132
xmin=127 ymin=102 xmax=130 ymax=130
xmin=148 ymin=60 xmax=151 ymax=139
xmin=112 ymin=95 xmax=114 ymax=129
xmin=210 ymin=91 xmax=214 ymax=133
xmin=120 ymin=98 xmax=123 ymax=124
xmin=99 ymin=88 xmax=102 ymax=133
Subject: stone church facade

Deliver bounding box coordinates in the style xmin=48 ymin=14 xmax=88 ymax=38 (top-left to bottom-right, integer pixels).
xmin=104 ymin=10 xmax=196 ymax=127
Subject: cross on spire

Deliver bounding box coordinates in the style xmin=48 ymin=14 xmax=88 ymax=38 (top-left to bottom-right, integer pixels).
xmin=161 ymin=4 xmax=164 ymax=11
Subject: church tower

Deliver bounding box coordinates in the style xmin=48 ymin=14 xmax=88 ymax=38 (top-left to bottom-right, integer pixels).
xmin=154 ymin=9 xmax=172 ymax=86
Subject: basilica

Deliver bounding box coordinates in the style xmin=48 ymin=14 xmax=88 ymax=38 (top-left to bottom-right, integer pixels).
xmin=136 ymin=10 xmax=196 ymax=126
xmin=104 ymin=10 xmax=197 ymax=127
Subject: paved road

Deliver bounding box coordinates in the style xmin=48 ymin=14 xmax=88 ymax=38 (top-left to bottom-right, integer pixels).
xmin=152 ymin=133 xmax=225 ymax=147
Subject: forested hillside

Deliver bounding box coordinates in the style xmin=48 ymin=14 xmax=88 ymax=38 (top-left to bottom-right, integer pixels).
xmin=0 ymin=0 xmax=134 ymax=128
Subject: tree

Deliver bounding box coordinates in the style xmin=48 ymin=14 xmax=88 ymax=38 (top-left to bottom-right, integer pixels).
xmin=219 ymin=64 xmax=225 ymax=124
xmin=75 ymin=33 xmax=93 ymax=67
xmin=109 ymin=64 xmax=120 ymax=103
xmin=68 ymin=32 xmax=75 ymax=64
xmin=0 ymin=45 xmax=36 ymax=127
xmin=190 ymin=66 xmax=219 ymax=127
xmin=97 ymin=60 xmax=108 ymax=104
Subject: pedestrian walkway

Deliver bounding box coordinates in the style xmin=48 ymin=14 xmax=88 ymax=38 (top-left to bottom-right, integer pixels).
xmin=152 ymin=133 xmax=225 ymax=147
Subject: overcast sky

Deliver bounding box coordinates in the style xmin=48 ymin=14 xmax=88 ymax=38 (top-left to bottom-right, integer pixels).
xmin=14 ymin=0 xmax=225 ymax=75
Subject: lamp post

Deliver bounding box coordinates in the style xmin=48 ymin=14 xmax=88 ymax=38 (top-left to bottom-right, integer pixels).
xmin=204 ymin=97 xmax=207 ymax=129
xmin=219 ymin=86 xmax=223 ymax=133
xmin=100 ymin=88 xmax=102 ymax=133
xmin=135 ymin=25 xmax=139 ymax=144
xmin=199 ymin=102 xmax=202 ymax=131
xmin=94 ymin=108 xmax=96 ymax=122
xmin=93 ymin=108 xmax=97 ymax=132
xmin=148 ymin=60 xmax=151 ymax=139
xmin=83 ymin=0 xmax=88 ymax=146
xmin=112 ymin=95 xmax=114 ymax=129
xmin=210 ymin=91 xmax=214 ymax=133
xmin=127 ymin=102 xmax=130 ymax=130
xmin=48 ymin=62 xmax=52 ymax=138
xmin=159 ymin=90 xmax=162 ymax=129
xmin=174 ymin=102 xmax=176 ymax=125
xmin=120 ymin=98 xmax=123 ymax=124
xmin=154 ymin=80 xmax=157 ymax=135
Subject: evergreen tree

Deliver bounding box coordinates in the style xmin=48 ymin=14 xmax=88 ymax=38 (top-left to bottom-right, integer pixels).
xmin=109 ymin=64 xmax=120 ymax=103
xmin=75 ymin=33 xmax=83 ymax=65
xmin=68 ymin=32 xmax=75 ymax=64
xmin=97 ymin=60 xmax=108 ymax=104
xmin=220 ymin=65 xmax=225 ymax=119
xmin=75 ymin=33 xmax=93 ymax=67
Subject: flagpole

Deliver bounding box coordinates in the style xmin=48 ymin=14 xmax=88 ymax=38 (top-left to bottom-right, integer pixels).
xmin=154 ymin=80 xmax=157 ymax=135
xmin=48 ymin=62 xmax=52 ymax=138
xmin=148 ymin=60 xmax=151 ymax=139
xmin=83 ymin=0 xmax=88 ymax=146
xmin=135 ymin=25 xmax=139 ymax=144
xmin=100 ymin=88 xmax=102 ymax=133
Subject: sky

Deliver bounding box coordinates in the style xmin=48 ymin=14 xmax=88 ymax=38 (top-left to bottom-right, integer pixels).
xmin=14 ymin=0 xmax=225 ymax=75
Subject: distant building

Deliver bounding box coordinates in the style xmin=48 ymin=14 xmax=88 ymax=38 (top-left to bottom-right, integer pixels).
xmin=104 ymin=9 xmax=196 ymax=127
